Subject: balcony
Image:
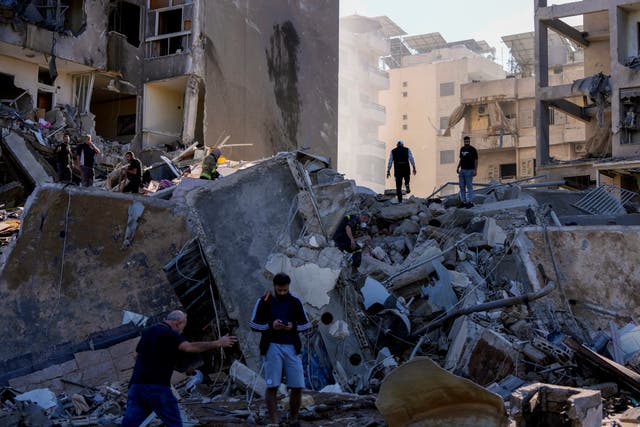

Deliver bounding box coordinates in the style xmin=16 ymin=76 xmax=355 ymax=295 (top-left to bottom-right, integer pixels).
xmin=362 ymin=101 xmax=386 ymax=124
xmin=474 ymin=134 xmax=516 ymax=150
xmin=368 ymin=67 xmax=389 ymax=90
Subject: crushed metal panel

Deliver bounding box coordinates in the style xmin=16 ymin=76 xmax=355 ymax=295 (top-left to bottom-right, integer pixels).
xmin=376 ymin=356 xmax=508 ymax=427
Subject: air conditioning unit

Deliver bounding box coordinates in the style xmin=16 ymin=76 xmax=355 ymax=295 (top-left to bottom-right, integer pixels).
xmin=574 ymin=143 xmax=587 ymax=154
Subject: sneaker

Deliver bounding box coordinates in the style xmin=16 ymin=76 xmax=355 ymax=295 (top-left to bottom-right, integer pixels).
xmin=405 ymin=184 xmax=411 ymax=194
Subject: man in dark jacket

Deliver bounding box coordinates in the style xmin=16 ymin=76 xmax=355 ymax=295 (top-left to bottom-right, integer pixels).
xmin=386 ymin=140 xmax=417 ymax=204
xmin=122 ymin=151 xmax=143 ymax=193
xmin=249 ymin=273 xmax=311 ymax=427
xmin=121 ymin=310 xmax=237 ymax=427
xmin=54 ymin=133 xmax=72 ymax=182
xmin=75 ymin=134 xmax=100 ymax=187
xmin=332 ymin=212 xmax=370 ymax=269
xmin=457 ymin=136 xmax=478 ymax=208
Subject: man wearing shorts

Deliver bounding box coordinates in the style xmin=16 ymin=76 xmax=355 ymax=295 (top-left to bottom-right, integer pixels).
xmin=249 ymin=273 xmax=311 ymax=427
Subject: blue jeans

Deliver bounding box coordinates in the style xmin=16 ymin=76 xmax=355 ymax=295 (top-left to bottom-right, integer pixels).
xmin=121 ymin=383 xmax=182 ymax=427
xmin=458 ymin=169 xmax=475 ymax=203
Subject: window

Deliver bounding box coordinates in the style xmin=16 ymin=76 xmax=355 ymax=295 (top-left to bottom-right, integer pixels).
xmin=109 ymin=1 xmax=142 ymax=47
xmin=402 ymin=114 xmax=408 ymax=120
xmin=548 ymin=108 xmax=555 ymax=125
xmin=402 ymin=81 xmax=408 ymax=87
xmin=439 ymin=116 xmax=449 ymax=129
xmin=402 ymin=91 xmax=408 ymax=97
xmin=440 ymin=82 xmax=454 ymax=97
xmin=500 ymin=163 xmax=517 ymax=180
xmin=440 ymin=150 xmax=454 ymax=164
xmin=402 ymin=124 xmax=408 ymax=130
xmin=38 ymin=67 xmax=55 ymax=86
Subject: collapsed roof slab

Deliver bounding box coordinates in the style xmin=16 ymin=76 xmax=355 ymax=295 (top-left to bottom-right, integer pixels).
xmin=185 ymin=156 xmax=302 ymax=370
xmin=0 ymin=184 xmax=193 ymax=383
xmin=515 ymin=225 xmax=640 ymax=333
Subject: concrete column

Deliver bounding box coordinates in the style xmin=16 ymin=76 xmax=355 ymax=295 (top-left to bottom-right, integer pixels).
xmin=181 ymin=75 xmax=201 ymax=146
xmin=535 ymin=0 xmax=550 ymax=165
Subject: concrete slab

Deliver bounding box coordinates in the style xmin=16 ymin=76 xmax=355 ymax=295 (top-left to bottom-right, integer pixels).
xmin=1 ymin=132 xmax=55 ymax=185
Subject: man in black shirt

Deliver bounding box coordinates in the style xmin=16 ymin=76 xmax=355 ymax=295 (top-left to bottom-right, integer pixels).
xmin=75 ymin=134 xmax=100 ymax=187
xmin=54 ymin=134 xmax=72 ymax=182
xmin=332 ymin=212 xmax=370 ymax=269
xmin=386 ymin=140 xmax=417 ymax=204
xmin=122 ymin=151 xmax=143 ymax=193
xmin=457 ymin=136 xmax=478 ymax=208
xmin=121 ymin=310 xmax=237 ymax=427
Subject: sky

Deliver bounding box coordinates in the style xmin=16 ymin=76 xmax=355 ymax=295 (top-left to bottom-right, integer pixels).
xmin=339 ymin=0 xmax=580 ymax=67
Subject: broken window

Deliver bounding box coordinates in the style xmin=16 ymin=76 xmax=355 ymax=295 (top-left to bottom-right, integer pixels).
xmin=73 ymin=73 xmax=94 ymax=114
xmin=20 ymin=0 xmax=85 ymax=35
xmin=402 ymin=124 xmax=408 ymax=130
xmin=402 ymin=114 xmax=408 ymax=120
xmin=0 ymin=73 xmax=33 ymax=113
xmin=38 ymin=66 xmax=55 ymax=86
xmin=108 ymin=1 xmax=141 ymax=47
xmin=620 ymin=88 xmax=640 ymax=144
xmin=500 ymin=163 xmax=517 ymax=180
xmin=145 ymin=0 xmax=192 ymax=58
xmin=402 ymin=91 xmax=408 ymax=97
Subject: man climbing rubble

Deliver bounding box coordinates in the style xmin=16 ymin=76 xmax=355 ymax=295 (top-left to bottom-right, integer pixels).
xmin=121 ymin=151 xmax=143 ymax=194
xmin=249 ymin=273 xmax=311 ymax=427
xmin=332 ymin=212 xmax=371 ymax=270
xmin=121 ymin=310 xmax=237 ymax=427
xmin=199 ymin=147 xmax=222 ymax=180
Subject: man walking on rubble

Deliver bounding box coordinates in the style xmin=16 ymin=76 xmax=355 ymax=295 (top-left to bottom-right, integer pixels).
xmin=121 ymin=310 xmax=238 ymax=427
xmin=75 ymin=134 xmax=100 ymax=187
xmin=457 ymin=135 xmax=478 ymax=208
xmin=386 ymin=140 xmax=417 ymax=204
xmin=332 ymin=212 xmax=371 ymax=270
xmin=54 ymin=133 xmax=73 ymax=183
xmin=249 ymin=273 xmax=311 ymax=427
xmin=199 ymin=147 xmax=222 ymax=180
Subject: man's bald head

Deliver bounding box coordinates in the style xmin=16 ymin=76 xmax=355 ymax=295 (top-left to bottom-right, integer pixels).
xmin=165 ymin=310 xmax=187 ymax=332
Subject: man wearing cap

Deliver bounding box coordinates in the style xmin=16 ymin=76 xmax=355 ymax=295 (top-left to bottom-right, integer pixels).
xmin=200 ymin=147 xmax=222 ymax=180
xmin=386 ymin=140 xmax=417 ymax=204
xmin=456 ymin=136 xmax=478 ymax=208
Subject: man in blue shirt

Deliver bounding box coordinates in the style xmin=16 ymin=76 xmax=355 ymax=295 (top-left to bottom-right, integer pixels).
xmin=121 ymin=310 xmax=237 ymax=427
xmin=249 ymin=273 xmax=311 ymax=427
xmin=387 ymin=140 xmax=417 ymax=204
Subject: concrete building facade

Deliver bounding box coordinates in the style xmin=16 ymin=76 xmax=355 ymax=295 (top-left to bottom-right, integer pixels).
xmin=535 ymin=0 xmax=640 ymax=191
xmin=338 ymin=15 xmax=389 ymax=193
xmin=379 ymin=40 xmax=505 ymax=197
xmin=0 ymin=0 xmax=339 ymax=168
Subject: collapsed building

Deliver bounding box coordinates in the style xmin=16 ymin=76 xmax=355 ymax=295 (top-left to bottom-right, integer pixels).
xmin=0 ymin=152 xmax=640 ymax=425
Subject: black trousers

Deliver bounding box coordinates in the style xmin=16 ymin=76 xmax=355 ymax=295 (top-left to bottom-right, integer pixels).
xmin=394 ymin=173 xmax=410 ymax=203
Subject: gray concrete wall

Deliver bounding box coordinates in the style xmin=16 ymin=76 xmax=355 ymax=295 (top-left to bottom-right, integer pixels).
xmin=517 ymin=226 xmax=640 ymax=332
xmin=0 ymin=185 xmax=193 ymax=373
xmin=186 ymin=157 xmax=300 ymax=369
xmin=200 ymin=0 xmax=339 ymax=165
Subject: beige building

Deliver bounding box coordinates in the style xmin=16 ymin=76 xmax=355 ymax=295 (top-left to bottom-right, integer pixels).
xmin=535 ymin=0 xmax=640 ymax=192
xmin=338 ymin=15 xmax=390 ymax=193
xmin=449 ymin=31 xmax=586 ymax=185
xmin=378 ymin=33 xmax=505 ymax=197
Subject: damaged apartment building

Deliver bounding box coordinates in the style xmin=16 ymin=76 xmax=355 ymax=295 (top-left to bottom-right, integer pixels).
xmin=0 ymin=0 xmax=339 ymax=205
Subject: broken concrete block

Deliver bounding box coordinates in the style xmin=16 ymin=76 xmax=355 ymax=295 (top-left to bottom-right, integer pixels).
xmin=388 ymin=245 xmax=443 ymax=291
xmin=586 ymin=382 xmax=618 ymax=398
xmin=522 ymin=343 xmax=549 ymax=364
xmin=445 ymin=316 xmax=484 ymax=372
xmin=376 ymin=356 xmax=508 ymax=427
xmin=421 ymin=261 xmax=458 ymax=311
xmin=393 ymin=219 xmax=420 ymax=235
xmin=307 ymin=234 xmax=327 ymax=248
xmin=296 ymin=246 xmax=320 ymax=263
xmin=483 ymin=217 xmax=507 ymax=247
xmin=617 ymin=406 xmax=640 ymax=425
xmin=510 ymin=383 xmax=602 ymax=427
xmin=379 ymin=203 xmax=420 ymax=221
xmin=467 ymin=329 xmax=517 ymax=386
xmin=317 ymin=246 xmax=344 ymax=270
xmin=359 ymin=255 xmax=398 ymax=278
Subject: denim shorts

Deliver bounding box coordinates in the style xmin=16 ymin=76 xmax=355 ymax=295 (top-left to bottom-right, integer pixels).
xmin=264 ymin=343 xmax=305 ymax=389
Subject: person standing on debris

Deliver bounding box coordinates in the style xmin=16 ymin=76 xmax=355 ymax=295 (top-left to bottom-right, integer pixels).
xmin=122 ymin=151 xmax=143 ymax=194
xmin=249 ymin=273 xmax=311 ymax=427
xmin=457 ymin=135 xmax=478 ymax=208
xmin=75 ymin=134 xmax=100 ymax=187
xmin=54 ymin=133 xmax=73 ymax=183
xmin=199 ymin=147 xmax=222 ymax=180
xmin=387 ymin=140 xmax=417 ymax=204
xmin=121 ymin=310 xmax=237 ymax=427
xmin=332 ymin=212 xmax=371 ymax=270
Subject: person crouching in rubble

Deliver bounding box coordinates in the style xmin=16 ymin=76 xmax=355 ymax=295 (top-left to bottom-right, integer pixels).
xmin=249 ymin=273 xmax=311 ymax=427
xmin=199 ymin=147 xmax=222 ymax=180
xmin=121 ymin=310 xmax=237 ymax=427
xmin=121 ymin=151 xmax=142 ymax=194
xmin=332 ymin=212 xmax=371 ymax=271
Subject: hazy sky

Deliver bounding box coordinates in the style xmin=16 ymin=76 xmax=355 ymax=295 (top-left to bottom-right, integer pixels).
xmin=339 ymin=0 xmax=579 ymax=66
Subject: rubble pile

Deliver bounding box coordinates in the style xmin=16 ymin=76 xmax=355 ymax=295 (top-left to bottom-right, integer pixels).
xmin=1 ymin=154 xmax=640 ymax=426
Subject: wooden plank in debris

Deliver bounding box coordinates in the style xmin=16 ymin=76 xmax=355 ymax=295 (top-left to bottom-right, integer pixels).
xmin=564 ymin=336 xmax=640 ymax=394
